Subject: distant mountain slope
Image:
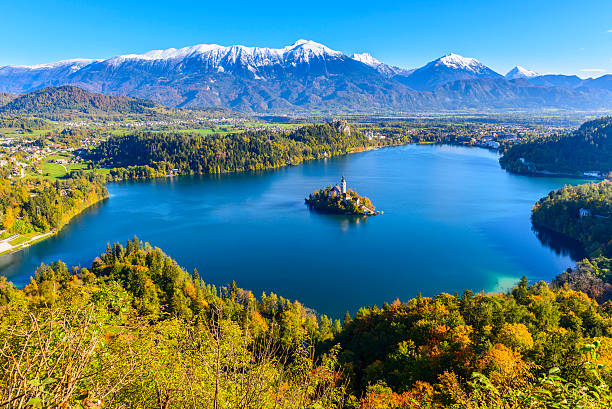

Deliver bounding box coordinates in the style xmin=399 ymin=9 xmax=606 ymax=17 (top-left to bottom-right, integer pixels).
xmin=585 ymin=75 xmax=612 ymax=92
xmin=350 ymin=52 xmax=412 ymax=77
xmin=527 ymin=74 xmax=584 ymax=88
xmin=0 ymin=92 xmax=16 ymax=107
xmin=433 ymin=78 xmax=612 ymax=110
xmin=1 ymin=40 xmax=612 ymax=113
xmin=500 ymin=116 xmax=612 ymax=175
xmin=0 ymin=59 xmax=101 ymax=94
xmin=0 ymin=85 xmax=173 ymax=120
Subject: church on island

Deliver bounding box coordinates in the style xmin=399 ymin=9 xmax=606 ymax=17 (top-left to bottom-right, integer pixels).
xmin=305 ymin=175 xmax=381 ymax=216
xmin=329 ymin=175 xmax=356 ymax=202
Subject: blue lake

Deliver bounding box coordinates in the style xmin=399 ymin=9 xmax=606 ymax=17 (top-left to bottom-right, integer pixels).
xmin=0 ymin=144 xmax=586 ymax=317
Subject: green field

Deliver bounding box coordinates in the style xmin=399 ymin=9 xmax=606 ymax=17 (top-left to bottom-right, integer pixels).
xmin=30 ymin=153 xmax=109 ymax=180
xmin=8 ymin=234 xmax=33 ymax=246
xmin=0 ymin=128 xmax=51 ymax=138
xmin=108 ymin=123 xmax=302 ymax=137
xmin=39 ymin=154 xmax=85 ymax=179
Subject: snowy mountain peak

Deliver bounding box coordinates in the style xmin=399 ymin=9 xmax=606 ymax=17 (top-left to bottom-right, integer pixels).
xmin=288 ymin=39 xmax=325 ymax=49
xmin=291 ymin=39 xmax=312 ymax=46
xmin=350 ymin=53 xmax=382 ymax=67
xmin=436 ymin=53 xmax=485 ymax=71
xmin=403 ymin=53 xmax=501 ymax=91
xmin=505 ymin=66 xmax=538 ymax=79
xmin=283 ymin=39 xmax=343 ymax=58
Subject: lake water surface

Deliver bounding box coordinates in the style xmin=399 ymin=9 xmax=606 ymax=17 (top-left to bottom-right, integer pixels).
xmin=0 ymin=145 xmax=586 ymax=317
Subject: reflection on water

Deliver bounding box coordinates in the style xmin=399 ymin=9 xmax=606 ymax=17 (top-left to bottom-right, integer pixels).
xmin=532 ymin=223 xmax=586 ymax=261
xmin=307 ymin=209 xmax=369 ymax=232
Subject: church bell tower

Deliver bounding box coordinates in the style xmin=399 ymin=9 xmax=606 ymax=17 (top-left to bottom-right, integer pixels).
xmin=341 ymin=175 xmax=347 ymax=194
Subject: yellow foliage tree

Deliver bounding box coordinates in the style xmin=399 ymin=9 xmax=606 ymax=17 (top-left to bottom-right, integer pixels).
xmin=497 ymin=323 xmax=534 ymax=352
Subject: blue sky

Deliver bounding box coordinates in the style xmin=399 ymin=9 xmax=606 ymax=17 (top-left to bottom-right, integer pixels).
xmin=2 ymin=0 xmax=611 ymax=77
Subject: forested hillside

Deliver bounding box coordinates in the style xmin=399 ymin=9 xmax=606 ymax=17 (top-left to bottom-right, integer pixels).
xmin=329 ymin=282 xmax=612 ymax=407
xmin=500 ymin=117 xmax=612 ymax=175
xmin=532 ymin=181 xmax=611 ymax=258
xmin=0 ymin=175 xmax=107 ymax=235
xmin=91 ymin=122 xmax=392 ymax=179
xmin=0 ymin=92 xmax=16 ymax=106
xmin=2 ymin=238 xmax=612 ymax=407
xmin=533 ymin=181 xmax=612 ymax=305
xmin=0 ymin=238 xmax=347 ymax=408
xmin=0 ymin=86 xmax=177 ymax=121
xmin=0 ymin=116 xmax=52 ymax=130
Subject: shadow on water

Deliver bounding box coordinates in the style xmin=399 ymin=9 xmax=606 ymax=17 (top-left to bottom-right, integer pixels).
xmin=532 ymin=223 xmax=586 ymax=261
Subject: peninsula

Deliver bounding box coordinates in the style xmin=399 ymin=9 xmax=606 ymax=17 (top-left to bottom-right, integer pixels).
xmin=305 ymin=175 xmax=381 ymax=216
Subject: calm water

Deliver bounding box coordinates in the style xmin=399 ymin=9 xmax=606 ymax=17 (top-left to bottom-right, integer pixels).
xmin=0 ymin=145 xmax=586 ymax=317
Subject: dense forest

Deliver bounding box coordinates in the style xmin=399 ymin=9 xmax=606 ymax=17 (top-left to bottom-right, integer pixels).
xmin=329 ymin=281 xmax=612 ymax=407
xmin=1 ymin=238 xmax=612 ymax=407
xmin=91 ymin=122 xmax=388 ymax=179
xmin=500 ymin=117 xmax=612 ymax=176
xmin=0 ymin=175 xmax=107 ymax=235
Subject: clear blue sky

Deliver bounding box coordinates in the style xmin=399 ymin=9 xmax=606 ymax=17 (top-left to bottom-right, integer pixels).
xmin=3 ymin=0 xmax=611 ymax=77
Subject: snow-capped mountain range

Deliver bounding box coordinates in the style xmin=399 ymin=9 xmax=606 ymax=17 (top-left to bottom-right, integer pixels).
xmin=105 ymin=39 xmax=343 ymax=70
xmin=1 ymin=40 xmax=611 ymax=113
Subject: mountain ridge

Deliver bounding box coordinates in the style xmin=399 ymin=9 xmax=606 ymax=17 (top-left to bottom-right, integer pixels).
xmin=2 ymin=40 xmax=612 ymax=113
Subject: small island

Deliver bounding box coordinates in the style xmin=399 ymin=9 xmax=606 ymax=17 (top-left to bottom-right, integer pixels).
xmin=305 ymin=175 xmax=381 ymax=216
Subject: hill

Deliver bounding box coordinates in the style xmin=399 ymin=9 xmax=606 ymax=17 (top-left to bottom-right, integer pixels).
xmin=0 ymin=85 xmax=180 ymax=121
xmin=500 ymin=117 xmax=612 ymax=176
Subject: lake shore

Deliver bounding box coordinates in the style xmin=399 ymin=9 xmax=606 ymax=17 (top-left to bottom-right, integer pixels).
xmin=0 ymin=193 xmax=108 ymax=256
xmin=0 ymin=231 xmax=56 ymax=255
